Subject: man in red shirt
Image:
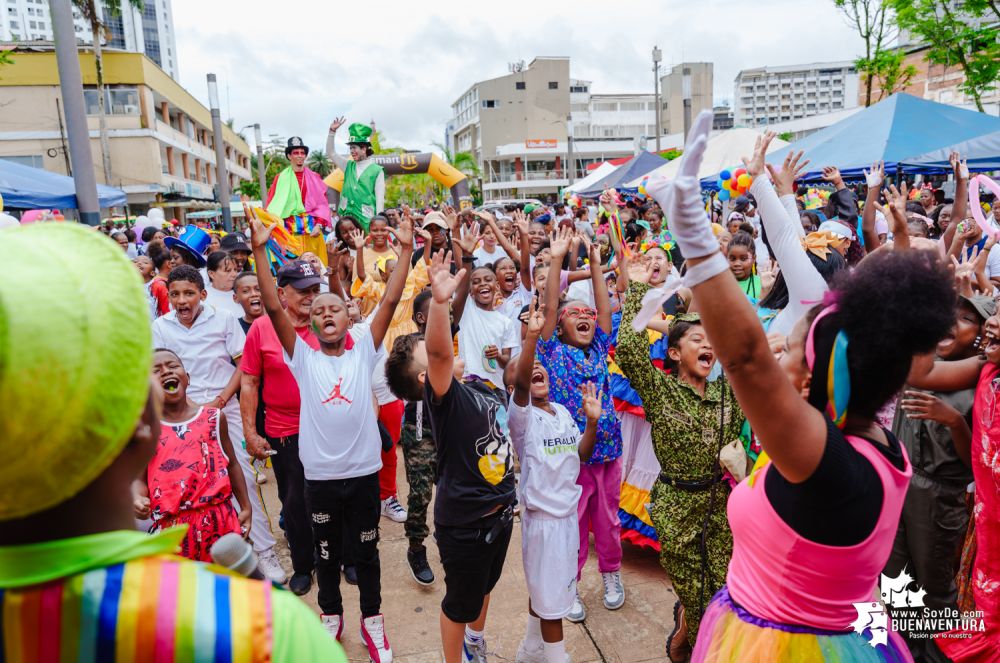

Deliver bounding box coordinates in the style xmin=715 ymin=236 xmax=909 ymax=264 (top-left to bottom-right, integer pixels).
xmin=240 ymin=260 xmax=323 ymax=595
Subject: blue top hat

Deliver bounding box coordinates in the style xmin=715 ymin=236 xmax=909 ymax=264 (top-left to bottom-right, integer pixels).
xmin=163 ymin=225 xmax=211 ymax=267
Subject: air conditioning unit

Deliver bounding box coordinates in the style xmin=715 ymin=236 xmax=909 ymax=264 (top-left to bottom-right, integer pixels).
xmin=123 ymin=104 xmax=140 ymax=115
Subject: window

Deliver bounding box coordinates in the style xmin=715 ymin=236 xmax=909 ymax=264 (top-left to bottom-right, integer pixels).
xmin=548 ymin=81 xmax=558 ymax=89
xmin=1 ymin=155 xmax=44 ymax=169
xmin=29 ymin=20 xmax=37 ymax=29
xmin=593 ymin=102 xmax=617 ymax=111
xmin=83 ymin=87 xmax=140 ymax=115
xmin=570 ymin=85 xmax=588 ymax=93
xmin=37 ymin=21 xmax=45 ymax=30
xmin=481 ymin=99 xmax=498 ymax=108
xmin=515 ymin=81 xmax=525 ymax=90
xmin=619 ymin=101 xmax=644 ymax=111
xmin=9 ymin=20 xmax=17 ymax=28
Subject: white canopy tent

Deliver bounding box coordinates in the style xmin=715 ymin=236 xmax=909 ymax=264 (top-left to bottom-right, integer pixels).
xmin=565 ymin=161 xmax=619 ymax=194
xmin=626 ymin=128 xmax=788 ymax=186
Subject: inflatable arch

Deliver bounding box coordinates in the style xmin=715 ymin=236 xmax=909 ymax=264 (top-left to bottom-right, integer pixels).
xmin=323 ymin=153 xmax=472 ymax=210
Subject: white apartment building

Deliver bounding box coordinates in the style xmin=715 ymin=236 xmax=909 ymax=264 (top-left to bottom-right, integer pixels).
xmin=449 ymin=58 xmax=659 ymax=201
xmin=733 ymin=61 xmax=859 ymax=127
xmin=0 ymin=0 xmax=179 ymax=79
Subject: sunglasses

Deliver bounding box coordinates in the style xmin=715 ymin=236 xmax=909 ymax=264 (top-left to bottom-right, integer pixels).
xmin=558 ymin=306 xmax=597 ymax=324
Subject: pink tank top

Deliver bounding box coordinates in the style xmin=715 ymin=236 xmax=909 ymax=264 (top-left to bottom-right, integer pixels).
xmin=726 ymin=434 xmax=912 ymax=629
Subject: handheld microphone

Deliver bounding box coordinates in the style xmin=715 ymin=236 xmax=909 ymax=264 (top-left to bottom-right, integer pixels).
xmin=210 ymin=533 xmax=265 ymax=581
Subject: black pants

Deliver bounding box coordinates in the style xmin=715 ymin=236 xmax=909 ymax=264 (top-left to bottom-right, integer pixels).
xmin=267 ymin=434 xmax=314 ymax=575
xmin=306 ymin=472 xmax=382 ymax=617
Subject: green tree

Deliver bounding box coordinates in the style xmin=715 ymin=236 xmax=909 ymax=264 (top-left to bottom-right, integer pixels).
xmin=833 ymin=0 xmax=898 ymax=106
xmin=433 ymin=142 xmax=482 ymax=205
xmin=237 ymin=179 xmax=260 ymax=199
xmin=307 ymin=151 xmax=333 ymax=177
xmin=74 ymin=0 xmax=145 ymax=184
xmin=890 ymin=0 xmax=999 ymax=112
xmin=865 ymin=49 xmax=918 ymax=102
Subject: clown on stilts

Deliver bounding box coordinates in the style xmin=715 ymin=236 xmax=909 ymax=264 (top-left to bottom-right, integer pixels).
xmin=264 ymin=136 xmax=332 ymax=265
xmin=326 ymin=117 xmax=385 ymax=232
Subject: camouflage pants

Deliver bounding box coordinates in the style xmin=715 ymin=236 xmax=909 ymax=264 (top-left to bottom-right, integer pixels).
xmin=401 ymin=422 xmax=437 ymax=547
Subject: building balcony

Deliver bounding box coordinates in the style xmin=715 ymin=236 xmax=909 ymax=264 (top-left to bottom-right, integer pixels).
xmin=483 ymin=169 xmax=570 ymax=192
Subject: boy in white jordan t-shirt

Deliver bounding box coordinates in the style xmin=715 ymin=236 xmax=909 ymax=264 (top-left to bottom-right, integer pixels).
xmin=505 ymin=304 xmax=598 ymax=663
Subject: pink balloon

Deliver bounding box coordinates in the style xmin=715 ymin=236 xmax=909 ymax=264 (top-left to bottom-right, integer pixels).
xmin=20 ymin=209 xmax=47 ymax=224
xmin=969 ymin=175 xmax=1000 ymax=241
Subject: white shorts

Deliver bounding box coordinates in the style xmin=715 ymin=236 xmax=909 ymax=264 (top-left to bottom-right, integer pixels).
xmin=521 ymin=512 xmax=579 ymax=620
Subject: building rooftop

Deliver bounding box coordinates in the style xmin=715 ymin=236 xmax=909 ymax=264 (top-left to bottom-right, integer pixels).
xmin=736 ymin=61 xmax=856 ymax=79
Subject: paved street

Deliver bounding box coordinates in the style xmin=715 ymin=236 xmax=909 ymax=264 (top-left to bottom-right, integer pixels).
xmin=258 ymin=455 xmax=678 ymax=662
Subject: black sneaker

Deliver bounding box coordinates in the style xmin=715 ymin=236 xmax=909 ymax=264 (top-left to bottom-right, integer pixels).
xmin=343 ymin=565 xmax=358 ymax=585
xmin=407 ymin=547 xmax=435 ymax=586
xmin=288 ymin=572 xmax=312 ymax=596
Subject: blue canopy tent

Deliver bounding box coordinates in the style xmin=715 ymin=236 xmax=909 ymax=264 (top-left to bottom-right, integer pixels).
xmin=701 ymin=94 xmax=1000 ymax=187
xmin=900 ymin=129 xmax=1000 ymax=173
xmin=0 ymin=158 xmax=127 ymax=209
xmin=577 ymin=151 xmax=667 ymax=197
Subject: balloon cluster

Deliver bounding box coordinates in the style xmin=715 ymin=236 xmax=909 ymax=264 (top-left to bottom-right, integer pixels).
xmin=716 ymin=168 xmax=752 ymax=202
xmin=801 ymin=187 xmax=832 ymax=210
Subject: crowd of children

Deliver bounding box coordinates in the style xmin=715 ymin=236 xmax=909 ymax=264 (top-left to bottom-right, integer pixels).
xmin=10 ymin=116 xmax=995 ymax=663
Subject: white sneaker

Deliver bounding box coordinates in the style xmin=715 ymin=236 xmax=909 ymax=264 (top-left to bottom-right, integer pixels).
xmin=257 ymin=548 xmax=287 ymax=585
xmin=321 ymin=613 xmax=343 ymax=641
xmin=380 ymin=496 xmax=407 ymax=523
xmin=566 ymin=593 xmax=586 ymax=623
xmin=361 ymin=614 xmax=393 ymax=663
xmin=515 ymin=639 xmax=545 ymax=663
xmin=602 ymin=571 xmax=625 ymax=610
xmin=462 ymin=636 xmax=487 ymax=663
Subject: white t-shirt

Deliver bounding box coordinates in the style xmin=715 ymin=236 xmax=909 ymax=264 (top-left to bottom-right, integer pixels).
xmin=473 ymin=245 xmax=505 ymax=267
xmin=284 ymin=328 xmax=384 ymax=481
xmin=985 ymin=244 xmax=1000 ymax=280
xmin=205 ymin=284 xmax=244 ymax=320
xmin=458 ymin=301 xmax=519 ymax=386
xmin=507 ymin=400 xmax=582 ymax=518
xmin=151 ymin=306 xmax=245 ymax=403
xmin=497 ymin=283 xmax=533 ymax=323
xmin=372 ymin=352 xmax=396 ymax=406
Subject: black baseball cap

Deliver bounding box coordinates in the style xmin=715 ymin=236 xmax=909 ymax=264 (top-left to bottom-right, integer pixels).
xmin=276 ymin=260 xmax=323 ymax=289
xmin=220 ymin=233 xmax=251 ymax=253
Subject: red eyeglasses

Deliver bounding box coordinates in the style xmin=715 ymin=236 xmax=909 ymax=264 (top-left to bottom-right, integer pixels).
xmin=558 ymin=306 xmax=598 ymax=324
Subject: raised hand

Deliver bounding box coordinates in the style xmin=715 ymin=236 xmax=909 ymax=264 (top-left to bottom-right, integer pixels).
xmin=742 ymin=130 xmax=777 ymax=179
xmin=348 ymin=227 xmax=366 ymax=250
xmin=456 ymin=221 xmax=481 ymax=254
xmin=900 ymin=390 xmax=963 ymax=426
xmin=330 ymin=116 xmax=346 ymax=133
xmin=864 ymin=161 xmax=884 ymax=189
xmin=512 ymin=210 xmax=529 ymax=237
xmin=429 ymin=250 xmax=465 ymax=303
xmin=391 ymin=217 xmax=415 ymax=248
xmin=248 ymin=215 xmax=275 ymax=250
xmin=549 ymin=225 xmax=573 ymax=258
xmin=822 ymin=166 xmax=844 ymax=189
xmin=628 ymin=256 xmax=653 ymax=284
xmin=950 ymin=152 xmax=969 ymax=181
xmin=759 ymin=260 xmax=778 ymax=294
xmin=526 ymin=297 xmax=545 ymax=336
xmin=766 ymin=149 xmax=809 ymax=197
xmin=884 ymin=181 xmax=909 ymax=233
xmin=580 ymin=382 xmax=602 ymax=422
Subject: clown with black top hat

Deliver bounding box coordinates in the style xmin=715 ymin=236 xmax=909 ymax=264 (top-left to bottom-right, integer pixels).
xmin=326 ymin=117 xmax=385 ymax=231
xmin=264 ymin=136 xmax=332 ymax=265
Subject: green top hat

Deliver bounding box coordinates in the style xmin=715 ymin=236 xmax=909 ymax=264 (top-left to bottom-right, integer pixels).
xmin=347 ymin=123 xmax=374 ymax=145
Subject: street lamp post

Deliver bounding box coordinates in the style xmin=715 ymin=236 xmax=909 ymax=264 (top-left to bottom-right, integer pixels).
xmin=207 ymin=73 xmax=232 ymax=232
xmin=254 ymin=124 xmax=266 ymax=201
xmin=50 ymin=0 xmax=101 ymax=225
xmin=652 ymin=46 xmax=662 ymax=153
xmin=567 ymin=115 xmax=575 ymax=186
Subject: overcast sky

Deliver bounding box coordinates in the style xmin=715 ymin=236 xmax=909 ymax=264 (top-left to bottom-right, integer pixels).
xmin=172 ymin=0 xmax=865 ymax=154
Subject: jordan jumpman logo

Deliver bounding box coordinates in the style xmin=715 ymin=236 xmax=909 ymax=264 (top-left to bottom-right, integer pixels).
xmin=321 ymin=377 xmax=352 ymax=405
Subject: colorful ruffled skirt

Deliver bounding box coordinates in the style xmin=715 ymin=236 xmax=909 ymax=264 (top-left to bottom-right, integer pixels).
xmin=692 ymin=587 xmax=913 ymax=662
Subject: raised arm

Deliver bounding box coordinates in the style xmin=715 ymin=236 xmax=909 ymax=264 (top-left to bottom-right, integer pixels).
xmin=512 ymin=301 xmax=545 ymax=407
xmin=426 ymin=250 xmax=466 ymax=399
xmin=648 ymin=111 xmax=828 ymax=483
xmin=325 ymin=116 xmax=348 ymax=170
xmin=514 ymin=211 xmax=533 ymax=290
xmin=349 ymin=228 xmax=367 ymax=281
xmin=250 ymin=216 xmax=298 ymax=357
xmin=540 ymin=226 xmax=573 ymax=339
xmin=950 ymin=152 xmax=969 ymax=230
xmin=883 ymin=182 xmax=911 ymax=252
xmin=756 ymin=145 xmax=828 ymax=331
xmin=325 ymin=241 xmax=347 ymax=299
xmin=861 ymin=161 xmax=885 ymax=251
xmin=450 ymin=221 xmax=479 ymax=323
xmin=369 ymin=219 xmax=415 ymax=350
xmin=587 ymin=238 xmax=613 ymax=334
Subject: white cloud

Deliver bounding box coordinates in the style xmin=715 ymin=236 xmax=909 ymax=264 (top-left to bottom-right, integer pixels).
xmin=171 ymin=0 xmax=864 ymax=154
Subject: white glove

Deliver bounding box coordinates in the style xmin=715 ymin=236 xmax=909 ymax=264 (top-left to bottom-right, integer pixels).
xmin=863 ymin=163 xmax=882 ymax=188
xmin=645 ymin=110 xmax=718 ymax=260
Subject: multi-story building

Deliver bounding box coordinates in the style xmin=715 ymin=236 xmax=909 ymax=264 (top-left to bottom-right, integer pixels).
xmin=0 ymin=0 xmax=178 ymax=79
xmin=733 ymin=61 xmax=859 ymax=127
xmin=450 ymin=57 xmax=660 ymax=201
xmin=659 ymin=62 xmax=713 ymax=135
xmin=713 ymin=103 xmax=734 ymax=131
xmin=0 ymin=48 xmax=251 ymax=219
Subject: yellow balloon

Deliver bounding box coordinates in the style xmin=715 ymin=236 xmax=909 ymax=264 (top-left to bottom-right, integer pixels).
xmin=721 ymin=179 xmax=732 ymax=191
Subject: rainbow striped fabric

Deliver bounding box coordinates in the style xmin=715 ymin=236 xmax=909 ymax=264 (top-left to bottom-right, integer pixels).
xmin=0 ymin=555 xmax=273 ymax=663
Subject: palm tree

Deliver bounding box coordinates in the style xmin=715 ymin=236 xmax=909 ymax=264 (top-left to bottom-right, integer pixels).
xmin=74 ymin=0 xmax=145 ymax=184
xmin=307 ymin=151 xmax=333 ymax=177
xmin=433 ymin=142 xmax=481 ymax=179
